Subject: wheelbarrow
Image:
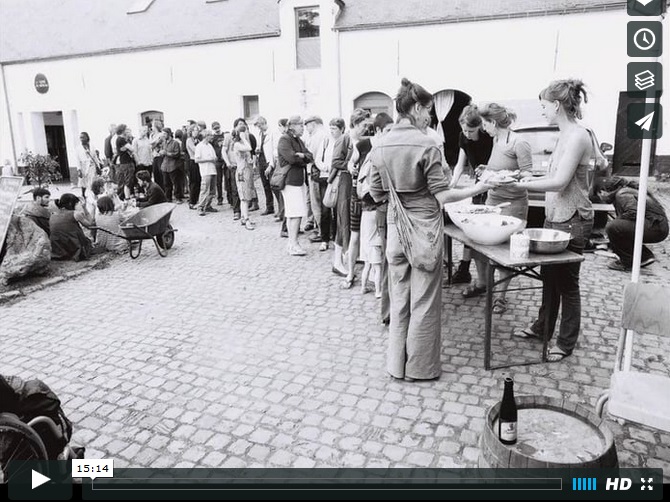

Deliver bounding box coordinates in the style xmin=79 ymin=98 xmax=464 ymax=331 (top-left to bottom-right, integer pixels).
xmin=93 ymin=203 xmax=177 ymax=259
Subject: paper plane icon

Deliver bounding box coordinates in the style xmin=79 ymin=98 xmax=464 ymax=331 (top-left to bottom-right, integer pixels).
xmin=635 ymin=112 xmax=655 ymax=131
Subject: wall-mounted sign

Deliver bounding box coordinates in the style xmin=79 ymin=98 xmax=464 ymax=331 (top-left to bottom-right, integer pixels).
xmin=34 ymin=73 xmax=49 ymax=94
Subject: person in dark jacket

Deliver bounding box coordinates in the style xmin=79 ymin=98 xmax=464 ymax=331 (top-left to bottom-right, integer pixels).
xmin=23 ymin=187 xmax=52 ymax=236
xmin=135 ymin=170 xmax=167 ymax=208
xmin=160 ymin=128 xmax=183 ymax=203
xmin=277 ymin=115 xmax=314 ymax=256
xmin=598 ymin=176 xmax=669 ymax=271
xmin=50 ymin=193 xmax=93 ymax=261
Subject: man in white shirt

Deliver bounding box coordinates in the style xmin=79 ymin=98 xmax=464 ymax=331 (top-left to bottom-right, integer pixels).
xmin=304 ymin=115 xmax=328 ymax=241
xmin=194 ymin=129 xmax=218 ymax=216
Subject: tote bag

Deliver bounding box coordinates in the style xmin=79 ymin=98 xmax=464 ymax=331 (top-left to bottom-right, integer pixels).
xmin=323 ymin=171 xmax=341 ymax=209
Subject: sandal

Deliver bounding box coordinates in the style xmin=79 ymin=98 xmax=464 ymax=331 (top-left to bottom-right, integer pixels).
xmin=514 ymin=327 xmax=541 ymax=340
xmin=341 ymin=276 xmax=356 ymax=289
xmin=492 ymin=297 xmax=508 ymax=314
xmin=547 ymin=346 xmax=569 ymax=363
xmin=462 ymin=284 xmax=486 ymax=298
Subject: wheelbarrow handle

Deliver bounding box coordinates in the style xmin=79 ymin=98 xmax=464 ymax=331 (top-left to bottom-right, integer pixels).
xmin=90 ymin=225 xmax=128 ymax=240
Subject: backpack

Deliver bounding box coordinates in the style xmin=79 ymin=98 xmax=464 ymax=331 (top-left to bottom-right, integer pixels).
xmin=0 ymin=375 xmax=73 ymax=459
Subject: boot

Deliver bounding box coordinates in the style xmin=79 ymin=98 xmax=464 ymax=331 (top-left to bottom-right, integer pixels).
xmin=451 ymin=260 xmax=472 ymax=284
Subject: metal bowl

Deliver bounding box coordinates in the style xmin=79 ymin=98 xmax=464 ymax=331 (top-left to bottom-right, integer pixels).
xmin=521 ymin=228 xmax=571 ymax=254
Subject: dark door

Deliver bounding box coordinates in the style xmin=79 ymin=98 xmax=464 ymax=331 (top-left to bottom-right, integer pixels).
xmin=612 ymin=91 xmax=657 ymax=176
xmin=44 ymin=125 xmax=70 ymax=181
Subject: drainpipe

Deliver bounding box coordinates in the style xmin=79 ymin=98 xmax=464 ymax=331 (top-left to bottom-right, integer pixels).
xmin=336 ymin=28 xmax=342 ymax=117
xmin=333 ymin=0 xmax=344 ymax=117
xmin=0 ymin=63 xmax=18 ymax=170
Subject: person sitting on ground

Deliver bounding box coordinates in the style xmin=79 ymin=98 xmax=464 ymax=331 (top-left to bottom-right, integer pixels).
xmin=598 ymin=176 xmax=669 ymax=271
xmin=135 ymin=170 xmax=167 ymax=208
xmin=22 ymin=187 xmax=52 ymax=236
xmin=50 ymin=193 xmax=94 ymax=261
xmin=94 ymin=196 xmax=129 ymax=253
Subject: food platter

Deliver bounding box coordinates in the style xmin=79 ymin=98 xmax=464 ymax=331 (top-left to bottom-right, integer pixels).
xmin=480 ymin=169 xmax=521 ymax=185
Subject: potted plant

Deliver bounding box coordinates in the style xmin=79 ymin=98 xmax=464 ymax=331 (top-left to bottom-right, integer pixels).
xmin=18 ymin=151 xmax=62 ymax=187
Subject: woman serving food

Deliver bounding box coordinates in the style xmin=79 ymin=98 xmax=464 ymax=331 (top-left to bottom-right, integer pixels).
xmin=462 ymin=103 xmax=532 ymax=314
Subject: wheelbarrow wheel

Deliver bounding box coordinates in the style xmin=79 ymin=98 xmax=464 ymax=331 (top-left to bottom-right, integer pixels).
xmin=158 ymin=225 xmax=175 ymax=250
xmin=129 ymin=240 xmax=142 ymax=259
xmin=0 ymin=413 xmax=48 ymax=484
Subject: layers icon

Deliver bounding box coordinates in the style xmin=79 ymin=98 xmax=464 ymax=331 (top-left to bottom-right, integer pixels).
xmin=635 ymin=70 xmax=656 ymax=91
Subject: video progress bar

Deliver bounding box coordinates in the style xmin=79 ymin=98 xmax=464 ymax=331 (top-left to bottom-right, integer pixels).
xmin=91 ymin=477 xmax=563 ymax=491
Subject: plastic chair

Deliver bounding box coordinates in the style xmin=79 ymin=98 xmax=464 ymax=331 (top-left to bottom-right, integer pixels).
xmin=595 ymin=282 xmax=670 ymax=432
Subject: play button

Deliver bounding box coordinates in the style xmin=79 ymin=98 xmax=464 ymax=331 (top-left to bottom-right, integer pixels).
xmin=31 ymin=470 xmax=50 ymax=490
xmin=7 ymin=460 xmax=71 ymax=500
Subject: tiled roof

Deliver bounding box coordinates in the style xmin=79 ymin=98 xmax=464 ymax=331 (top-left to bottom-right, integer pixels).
xmin=334 ymin=0 xmax=627 ymax=31
xmin=0 ymin=0 xmax=280 ymax=64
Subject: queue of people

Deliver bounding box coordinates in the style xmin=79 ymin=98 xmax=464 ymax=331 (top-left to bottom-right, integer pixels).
xmin=19 ymin=75 xmax=666 ymax=382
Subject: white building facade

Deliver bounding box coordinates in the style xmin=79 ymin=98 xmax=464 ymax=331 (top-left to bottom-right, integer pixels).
xmin=1 ymin=0 xmax=667 ymax=180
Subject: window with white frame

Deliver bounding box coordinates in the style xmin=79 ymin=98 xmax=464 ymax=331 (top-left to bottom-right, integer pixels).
xmin=296 ymin=7 xmax=321 ymax=69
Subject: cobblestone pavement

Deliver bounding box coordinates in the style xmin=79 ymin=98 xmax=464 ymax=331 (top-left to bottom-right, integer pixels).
xmin=1 ymin=186 xmax=669 ymax=478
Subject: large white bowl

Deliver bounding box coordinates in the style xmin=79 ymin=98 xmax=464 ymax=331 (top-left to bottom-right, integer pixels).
xmin=458 ymin=214 xmax=526 ymax=246
xmin=447 ymin=205 xmax=502 ymax=230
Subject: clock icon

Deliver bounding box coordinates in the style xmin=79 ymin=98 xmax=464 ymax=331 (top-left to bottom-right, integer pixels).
xmin=634 ymin=28 xmax=656 ymax=51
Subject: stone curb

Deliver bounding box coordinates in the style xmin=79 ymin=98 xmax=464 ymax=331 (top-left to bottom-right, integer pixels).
xmin=0 ymin=254 xmax=114 ymax=305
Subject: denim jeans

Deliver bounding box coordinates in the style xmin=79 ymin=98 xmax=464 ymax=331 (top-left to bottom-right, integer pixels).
xmin=531 ymin=213 xmax=593 ymax=355
xmin=606 ymin=218 xmax=669 ymax=267
xmin=317 ymin=178 xmax=335 ymax=243
xmin=163 ymin=170 xmax=183 ymax=201
xmin=386 ymin=220 xmax=443 ymax=380
xmin=335 ymin=171 xmax=352 ymax=249
xmin=227 ymin=166 xmax=241 ymax=216
xmin=310 ymin=177 xmax=322 ymax=230
xmin=259 ymin=163 xmax=275 ymax=212
xmin=215 ymin=161 xmax=225 ymax=204
xmin=188 ymin=160 xmax=201 ymax=206
xmin=376 ymin=203 xmax=390 ymax=322
xmin=152 ymin=156 xmax=164 ymax=191
xmin=197 ymin=174 xmax=216 ymax=210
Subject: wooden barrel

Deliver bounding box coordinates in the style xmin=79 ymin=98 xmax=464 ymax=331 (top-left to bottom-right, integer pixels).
xmin=479 ymin=395 xmax=618 ymax=468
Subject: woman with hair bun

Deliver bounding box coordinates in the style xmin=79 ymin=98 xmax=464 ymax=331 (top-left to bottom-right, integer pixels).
xmin=464 ymin=103 xmax=532 ymax=312
xmin=369 ymin=78 xmax=492 ymax=381
xmin=506 ymin=79 xmax=595 ymax=363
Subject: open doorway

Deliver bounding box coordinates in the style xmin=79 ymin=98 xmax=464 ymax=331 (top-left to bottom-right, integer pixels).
xmin=141 ymin=110 xmax=164 ymax=130
xmin=43 ymin=112 xmax=70 ymax=181
xmin=430 ymin=90 xmax=472 ymax=166
xmin=354 ymin=91 xmax=393 ymax=117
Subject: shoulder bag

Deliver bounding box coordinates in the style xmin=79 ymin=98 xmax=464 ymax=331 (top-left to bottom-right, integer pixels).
xmin=323 ymin=171 xmax=341 ymax=209
xmin=379 ymin=153 xmax=443 ymax=272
